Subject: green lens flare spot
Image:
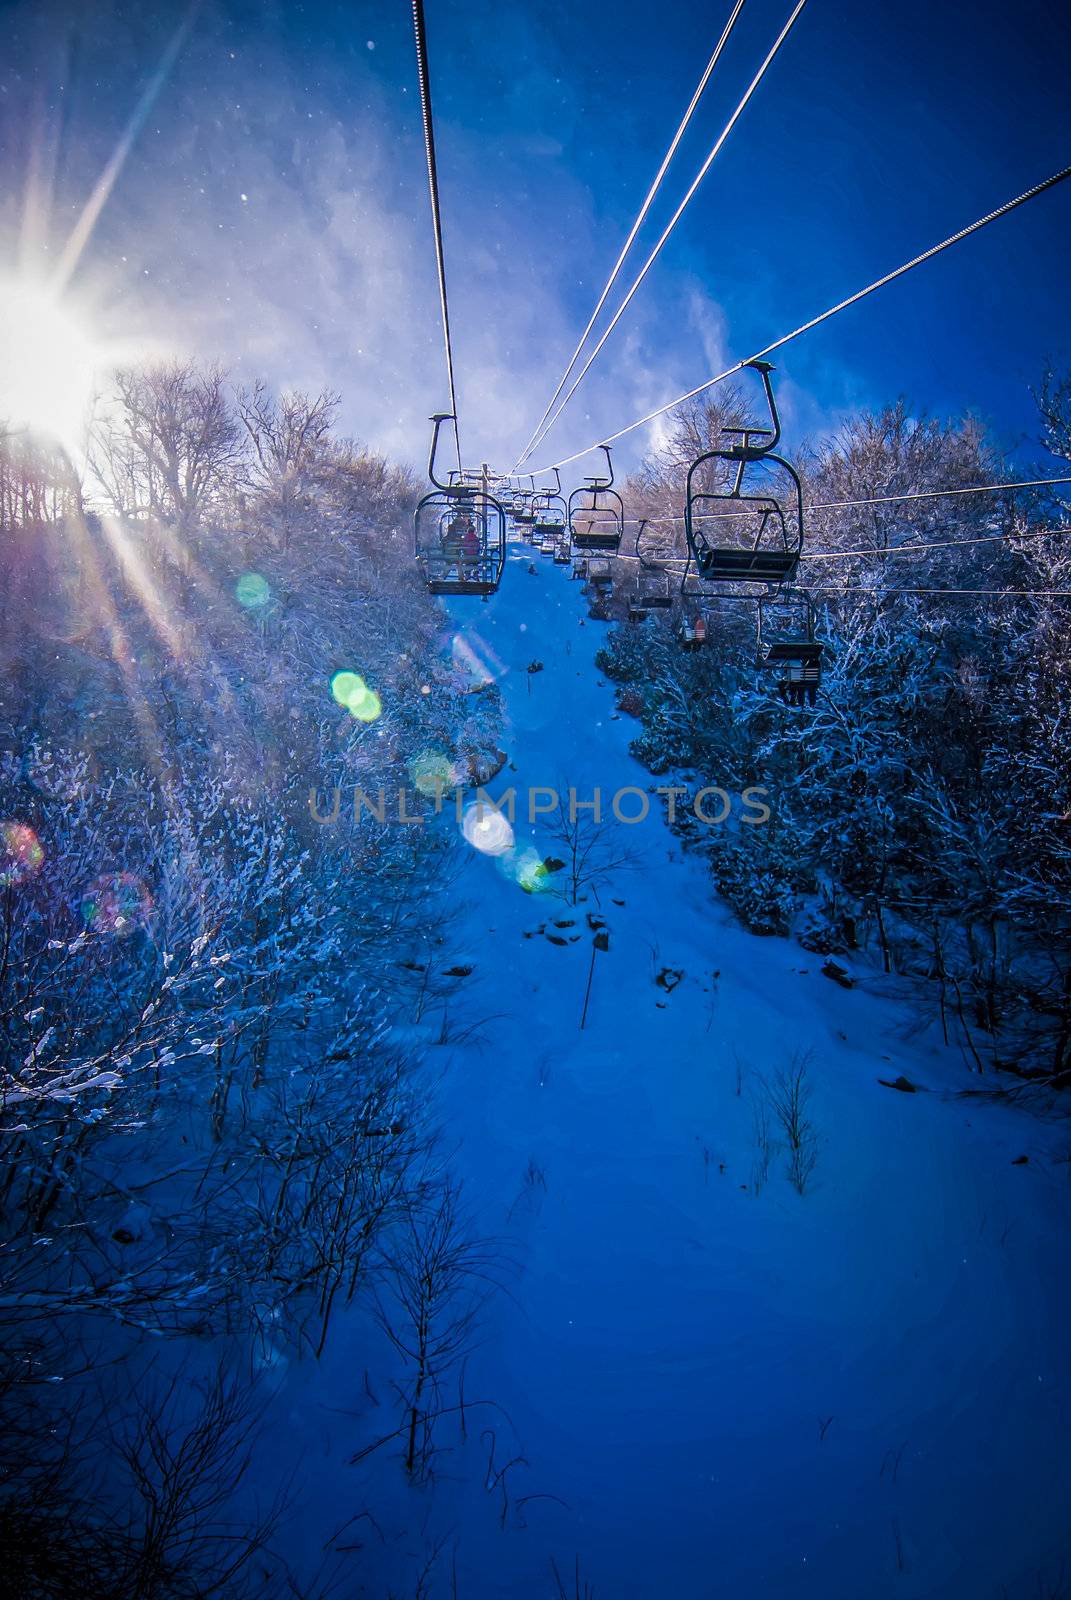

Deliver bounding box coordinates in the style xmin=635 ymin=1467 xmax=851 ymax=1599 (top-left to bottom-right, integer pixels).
xmin=331 ymin=671 xmax=382 ymax=721
xmin=236 ymin=572 xmax=271 ymax=608
xmin=409 ymin=750 xmax=455 ymax=796
xmin=514 ymin=847 xmax=550 ymax=893
xmin=350 ymin=687 xmax=382 ymax=722
xmin=331 ymin=670 xmax=364 ymax=708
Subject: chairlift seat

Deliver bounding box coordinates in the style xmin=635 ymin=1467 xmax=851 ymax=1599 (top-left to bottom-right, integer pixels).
xmin=426 ymin=577 xmax=498 ymax=596
xmin=572 ymin=528 xmax=622 ymax=551
xmin=697 ymin=548 xmax=799 ymax=583
xmin=763 ymin=637 xmax=823 ymax=665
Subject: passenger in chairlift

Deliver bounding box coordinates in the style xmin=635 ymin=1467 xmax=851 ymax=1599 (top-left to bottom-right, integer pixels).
xmin=781 ymin=661 xmax=805 ymax=706
xmin=460 ymin=519 xmax=481 ymax=577
xmin=801 ymin=657 xmax=820 ymax=707
xmin=441 ymin=512 xmax=465 ymax=572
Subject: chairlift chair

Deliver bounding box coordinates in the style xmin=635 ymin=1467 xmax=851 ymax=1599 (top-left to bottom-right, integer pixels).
xmin=568 ymin=445 xmax=626 ymax=552
xmin=414 ymin=414 xmax=506 ymax=597
xmin=634 ymin=520 xmax=674 ymax=609
xmin=757 ymin=590 xmax=823 ymax=705
xmin=683 ymin=361 xmax=804 ymax=587
xmin=678 ymin=611 xmax=708 ymax=651
xmin=640 ymin=572 xmax=673 ymax=609
xmin=512 ymin=489 xmax=539 ymax=529
xmin=587 ymin=558 xmax=614 ymax=596
xmin=512 ymin=494 xmax=537 ymax=542
xmin=532 ymin=470 xmax=569 ymax=541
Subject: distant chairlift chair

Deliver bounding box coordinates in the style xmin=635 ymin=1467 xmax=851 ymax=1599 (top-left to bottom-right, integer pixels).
xmin=678 ymin=612 xmax=708 ymax=650
xmin=628 ymin=517 xmax=674 ymax=621
xmin=637 ymin=518 xmax=674 ymax=611
xmin=757 ymin=591 xmax=823 ymax=706
xmin=512 ymin=478 xmax=540 ymax=533
xmin=587 ymin=559 xmax=614 ymax=598
xmin=414 ymin=414 xmax=506 ymax=597
xmin=533 ymin=470 xmax=569 ymax=543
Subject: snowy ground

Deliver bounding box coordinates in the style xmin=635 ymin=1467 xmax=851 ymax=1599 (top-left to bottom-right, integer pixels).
xmin=268 ymin=539 xmax=1071 ymax=1598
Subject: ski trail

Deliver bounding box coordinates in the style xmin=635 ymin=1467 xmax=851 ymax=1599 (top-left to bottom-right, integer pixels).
xmin=280 ymin=541 xmax=1071 ymax=1599
xmin=426 ymin=544 xmax=1071 ymax=1597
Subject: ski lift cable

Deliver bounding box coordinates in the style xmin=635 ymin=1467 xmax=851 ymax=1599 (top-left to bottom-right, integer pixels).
xmin=631 ymin=474 xmax=1071 ymax=528
xmin=612 ymin=526 xmax=1071 ymax=567
xmin=525 ymin=164 xmax=1071 ymax=477
xmin=515 ymin=0 xmax=809 ymax=471
xmin=599 ymin=515 xmax=1071 ymax=562
xmin=805 ymin=475 xmax=1071 ymax=513
xmin=411 ymin=0 xmax=463 ymax=473
xmin=803 ymin=525 xmax=1071 ymax=560
xmin=506 ymin=0 xmax=748 ymax=478
xmin=797 ymin=582 xmax=1069 ymax=595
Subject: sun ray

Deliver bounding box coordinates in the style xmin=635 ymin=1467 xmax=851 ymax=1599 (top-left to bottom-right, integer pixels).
xmin=96 ymin=515 xmax=191 ymax=663
xmin=19 ymin=78 xmax=62 ymax=277
xmin=52 ymin=3 xmax=201 ymax=295
xmin=63 ymin=514 xmax=169 ymax=786
xmin=92 ymin=514 xmax=276 ymax=792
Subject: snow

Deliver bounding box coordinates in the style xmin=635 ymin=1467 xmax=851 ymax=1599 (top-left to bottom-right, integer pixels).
xmin=264 ymin=539 xmax=1071 ymax=1596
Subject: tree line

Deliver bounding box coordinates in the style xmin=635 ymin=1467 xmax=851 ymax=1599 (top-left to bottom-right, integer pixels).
xmin=0 ymin=362 xmax=506 ymax=1593
xmin=594 ymin=373 xmax=1071 ymax=1088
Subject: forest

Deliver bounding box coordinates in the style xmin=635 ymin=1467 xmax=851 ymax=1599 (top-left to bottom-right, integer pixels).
xmin=0 ymin=363 xmax=507 ymax=1593
xmin=597 ymin=375 xmax=1071 ymax=1082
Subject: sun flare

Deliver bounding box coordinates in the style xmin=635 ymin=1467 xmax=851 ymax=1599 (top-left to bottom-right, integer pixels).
xmin=0 ymin=278 xmax=105 ymax=452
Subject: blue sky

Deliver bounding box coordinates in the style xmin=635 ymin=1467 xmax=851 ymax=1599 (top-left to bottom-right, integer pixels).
xmin=1 ymin=0 xmax=1069 ymax=480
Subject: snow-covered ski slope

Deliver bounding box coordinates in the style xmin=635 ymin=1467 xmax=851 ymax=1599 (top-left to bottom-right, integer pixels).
xmin=277 ymin=537 xmax=1071 ymax=1598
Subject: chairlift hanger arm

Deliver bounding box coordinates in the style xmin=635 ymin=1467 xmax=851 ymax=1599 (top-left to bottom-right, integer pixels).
xmin=635 ymin=518 xmax=670 ymax=571
xmin=720 ymin=359 xmax=782 ymax=459
xmin=427 ymin=412 xmax=461 ymax=494
xmin=585 ymin=444 xmax=616 ymax=493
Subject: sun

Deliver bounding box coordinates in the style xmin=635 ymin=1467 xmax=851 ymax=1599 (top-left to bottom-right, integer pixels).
xmin=0 ymin=278 xmax=105 ymax=453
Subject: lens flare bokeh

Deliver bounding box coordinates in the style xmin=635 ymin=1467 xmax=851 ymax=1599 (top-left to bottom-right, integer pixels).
xmin=330 ymin=670 xmax=382 ymax=722
xmin=451 ymin=630 xmax=506 ymax=686
xmin=409 ymin=749 xmax=459 ymax=796
xmin=461 ymin=801 xmax=514 ymax=856
xmin=510 ymin=845 xmax=553 ymax=893
xmin=236 ymin=572 xmax=271 ymax=608
xmin=81 ymin=871 xmax=153 ymax=936
xmin=0 ymin=822 xmax=44 ymax=886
